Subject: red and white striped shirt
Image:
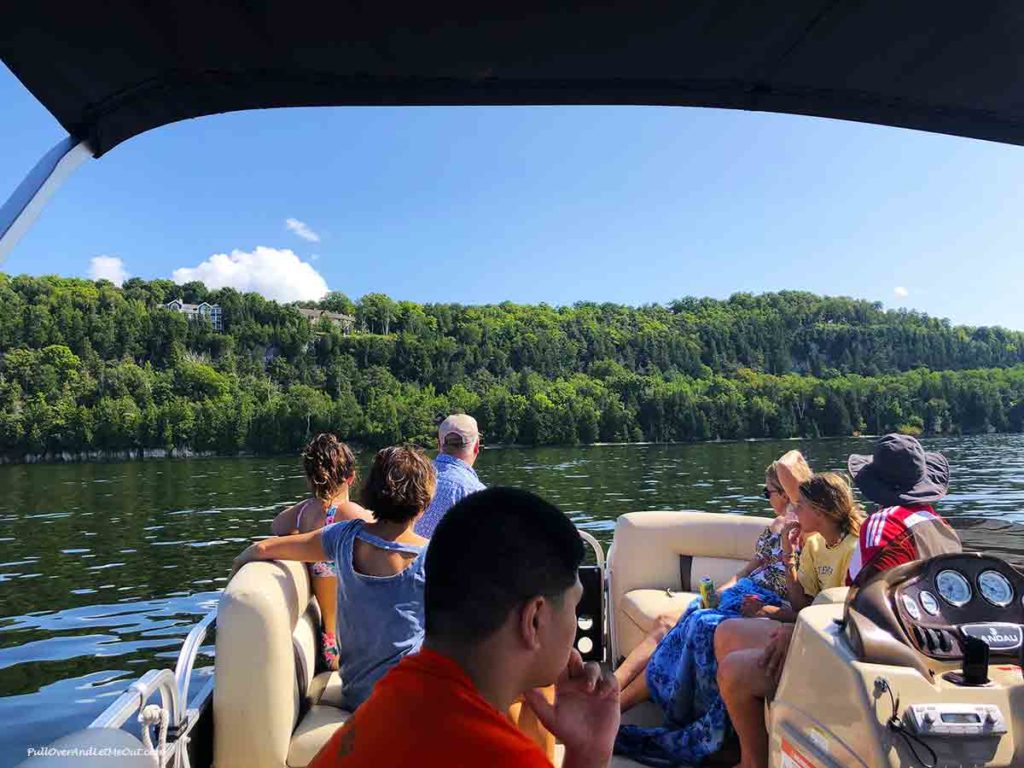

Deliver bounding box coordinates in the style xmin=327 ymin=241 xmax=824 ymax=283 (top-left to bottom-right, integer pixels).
xmin=846 ymin=505 xmax=948 ymax=585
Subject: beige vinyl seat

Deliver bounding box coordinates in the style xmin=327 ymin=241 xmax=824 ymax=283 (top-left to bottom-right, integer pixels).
xmin=215 ymin=560 xmax=348 ymax=768
xmin=813 ymin=585 xmax=851 ymax=605
xmin=608 ymin=511 xmax=768 ymax=662
xmin=603 ymin=511 xmax=771 ymax=768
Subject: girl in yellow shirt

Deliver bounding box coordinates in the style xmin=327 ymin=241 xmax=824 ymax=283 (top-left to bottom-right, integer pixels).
xmin=775 ymin=469 xmax=864 ymax=611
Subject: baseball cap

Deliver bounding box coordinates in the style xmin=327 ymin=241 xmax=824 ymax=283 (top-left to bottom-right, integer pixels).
xmin=439 ymin=414 xmax=479 ymax=447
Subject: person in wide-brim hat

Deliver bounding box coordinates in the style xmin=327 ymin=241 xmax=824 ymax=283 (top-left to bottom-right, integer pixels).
xmin=848 ymin=433 xmax=949 ymax=508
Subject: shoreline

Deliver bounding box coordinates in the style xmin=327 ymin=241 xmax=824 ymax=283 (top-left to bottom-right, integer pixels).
xmin=0 ymin=447 xmax=245 ymax=465
xmin=0 ymin=430 xmax=1005 ymax=466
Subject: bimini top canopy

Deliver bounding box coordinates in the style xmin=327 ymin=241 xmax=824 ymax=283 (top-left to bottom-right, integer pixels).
xmin=4 ymin=2 xmax=1024 ymax=157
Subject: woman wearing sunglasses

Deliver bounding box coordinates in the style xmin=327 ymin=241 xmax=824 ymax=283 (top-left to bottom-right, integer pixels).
xmin=612 ymin=450 xmax=813 ymax=765
xmin=715 ymin=450 xmax=811 ymax=618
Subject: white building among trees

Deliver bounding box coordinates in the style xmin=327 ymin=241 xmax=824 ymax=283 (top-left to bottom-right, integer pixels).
xmin=165 ymin=299 xmax=223 ymax=331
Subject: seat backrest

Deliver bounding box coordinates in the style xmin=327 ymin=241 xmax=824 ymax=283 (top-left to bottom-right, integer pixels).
xmin=214 ymin=560 xmax=320 ymax=768
xmin=608 ymin=511 xmax=768 ymax=653
xmin=609 ymin=510 xmax=769 ymax=600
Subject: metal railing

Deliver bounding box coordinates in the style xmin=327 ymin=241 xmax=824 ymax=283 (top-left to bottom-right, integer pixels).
xmin=87 ymin=607 xmax=218 ymax=768
xmin=174 ymin=610 xmax=217 ymax=712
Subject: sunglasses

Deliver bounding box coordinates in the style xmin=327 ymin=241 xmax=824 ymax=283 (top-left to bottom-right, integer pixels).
xmin=763 ymin=486 xmax=782 ymax=499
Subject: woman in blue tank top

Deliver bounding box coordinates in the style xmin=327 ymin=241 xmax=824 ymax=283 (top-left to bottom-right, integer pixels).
xmin=233 ymin=445 xmax=436 ymax=710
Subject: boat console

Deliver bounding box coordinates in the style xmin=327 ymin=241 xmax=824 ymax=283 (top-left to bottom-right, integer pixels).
xmin=771 ymin=551 xmax=1024 ymax=767
xmin=846 ymin=553 xmax=1024 ymax=667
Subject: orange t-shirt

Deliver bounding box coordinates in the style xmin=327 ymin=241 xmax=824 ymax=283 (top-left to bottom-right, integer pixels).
xmin=309 ymin=648 xmax=552 ymax=768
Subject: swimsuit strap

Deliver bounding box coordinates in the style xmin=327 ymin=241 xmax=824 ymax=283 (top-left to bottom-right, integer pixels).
xmin=296 ymin=498 xmax=314 ymax=530
xmin=355 ymin=528 xmax=424 ymax=556
xmin=325 ymin=504 xmax=337 ymax=525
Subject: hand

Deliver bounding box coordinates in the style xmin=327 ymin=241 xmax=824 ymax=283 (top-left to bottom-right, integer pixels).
xmin=757 ymin=623 xmax=795 ymax=682
xmin=740 ymin=595 xmax=765 ymax=618
xmin=229 ymin=542 xmax=262 ymax=581
xmin=522 ymin=650 xmax=620 ymax=768
xmin=775 ymin=453 xmax=806 ymax=504
xmin=781 ymin=521 xmax=802 ymax=555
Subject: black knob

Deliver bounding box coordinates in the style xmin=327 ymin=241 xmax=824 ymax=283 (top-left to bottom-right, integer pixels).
xmin=925 ymin=628 xmax=941 ymax=652
xmin=963 ymin=636 xmax=990 ymax=686
xmin=912 ymin=626 xmax=927 ymax=648
xmin=938 ymin=630 xmax=952 ymax=654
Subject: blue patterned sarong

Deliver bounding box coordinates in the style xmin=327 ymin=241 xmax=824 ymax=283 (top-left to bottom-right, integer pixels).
xmin=614 ymin=578 xmax=785 ymax=766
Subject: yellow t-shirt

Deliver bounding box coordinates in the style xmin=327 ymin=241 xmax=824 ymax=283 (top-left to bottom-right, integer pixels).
xmin=797 ymin=532 xmax=857 ymax=596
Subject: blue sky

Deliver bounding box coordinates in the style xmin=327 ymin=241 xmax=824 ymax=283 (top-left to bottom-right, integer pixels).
xmin=2 ymin=63 xmax=1022 ymax=329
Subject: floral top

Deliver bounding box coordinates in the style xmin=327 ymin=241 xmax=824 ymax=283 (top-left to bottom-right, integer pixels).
xmin=747 ymin=526 xmax=789 ymax=597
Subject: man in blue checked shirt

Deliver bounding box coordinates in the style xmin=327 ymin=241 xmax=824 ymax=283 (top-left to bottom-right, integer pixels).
xmin=414 ymin=414 xmax=486 ymax=537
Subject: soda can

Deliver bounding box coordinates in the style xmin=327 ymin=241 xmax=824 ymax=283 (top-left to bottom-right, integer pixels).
xmin=699 ymin=576 xmax=718 ymax=608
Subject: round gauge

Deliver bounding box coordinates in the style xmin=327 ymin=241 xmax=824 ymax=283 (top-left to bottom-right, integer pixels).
xmin=900 ymin=594 xmax=922 ymax=620
xmin=978 ymin=570 xmax=1014 ymax=607
xmin=919 ymin=591 xmax=940 ymax=616
xmin=936 ymin=570 xmax=972 ymax=607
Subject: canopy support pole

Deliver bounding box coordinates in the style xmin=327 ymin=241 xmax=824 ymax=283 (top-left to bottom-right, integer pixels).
xmin=0 ymin=136 xmax=93 ymax=264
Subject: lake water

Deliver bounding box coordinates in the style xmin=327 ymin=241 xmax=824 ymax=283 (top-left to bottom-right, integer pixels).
xmin=3 ymin=434 xmax=1024 ymax=763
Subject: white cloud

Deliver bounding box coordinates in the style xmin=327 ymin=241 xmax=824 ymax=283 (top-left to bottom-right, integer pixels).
xmin=89 ymin=255 xmax=129 ymax=286
xmin=172 ymin=246 xmax=329 ymax=302
xmin=285 ymin=217 xmax=321 ymax=243
xmin=894 ymin=286 xmax=909 ymax=298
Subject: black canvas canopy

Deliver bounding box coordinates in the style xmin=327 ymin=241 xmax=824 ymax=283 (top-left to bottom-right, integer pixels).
xmin=4 ymin=2 xmax=1024 ymax=158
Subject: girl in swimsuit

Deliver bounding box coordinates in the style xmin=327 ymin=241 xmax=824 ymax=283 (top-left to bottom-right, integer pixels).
xmin=239 ymin=445 xmax=435 ymax=709
xmin=271 ymin=433 xmax=371 ymax=669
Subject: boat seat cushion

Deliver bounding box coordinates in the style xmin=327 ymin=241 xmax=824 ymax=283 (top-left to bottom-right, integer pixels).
xmin=687 ymin=556 xmax=750 ymax=591
xmin=309 ymin=670 xmax=344 ymax=709
xmin=287 ymin=705 xmax=351 ymax=767
xmin=621 ymin=588 xmax=699 ymax=647
xmin=609 ymin=511 xmax=768 ymax=659
xmin=617 ymin=558 xmax=743 ymax=658
xmin=813 ymin=587 xmax=850 ymax=605
xmin=216 ymin=560 xmax=315 ymax=768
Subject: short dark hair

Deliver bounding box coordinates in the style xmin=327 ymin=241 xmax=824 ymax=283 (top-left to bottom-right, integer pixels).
xmin=425 ymin=487 xmax=585 ymax=643
xmin=360 ymin=445 xmax=436 ymax=524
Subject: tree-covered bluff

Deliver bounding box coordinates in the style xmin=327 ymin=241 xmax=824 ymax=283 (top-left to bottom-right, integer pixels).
xmin=2 ymin=273 xmax=1024 ymax=460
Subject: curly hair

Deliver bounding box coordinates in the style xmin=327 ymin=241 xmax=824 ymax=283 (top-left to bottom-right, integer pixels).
xmin=798 ymin=472 xmax=864 ymax=537
xmin=302 ymin=433 xmax=357 ymax=502
xmin=360 ymin=445 xmax=437 ymax=524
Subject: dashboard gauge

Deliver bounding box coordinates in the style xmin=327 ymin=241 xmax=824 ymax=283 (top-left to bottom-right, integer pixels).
xmin=919 ymin=591 xmax=940 ymax=616
xmin=900 ymin=594 xmax=922 ymax=620
xmin=936 ymin=570 xmax=972 ymax=607
xmin=978 ymin=570 xmax=1014 ymax=607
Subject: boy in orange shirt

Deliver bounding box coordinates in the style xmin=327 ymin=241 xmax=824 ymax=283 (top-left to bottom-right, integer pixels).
xmin=309 ymin=487 xmax=620 ymax=768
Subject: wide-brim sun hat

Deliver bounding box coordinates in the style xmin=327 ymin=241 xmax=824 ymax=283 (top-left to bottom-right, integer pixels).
xmin=848 ymin=433 xmax=949 ymax=507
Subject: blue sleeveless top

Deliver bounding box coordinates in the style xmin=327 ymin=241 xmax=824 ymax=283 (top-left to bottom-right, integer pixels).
xmin=320 ymin=519 xmax=426 ymax=710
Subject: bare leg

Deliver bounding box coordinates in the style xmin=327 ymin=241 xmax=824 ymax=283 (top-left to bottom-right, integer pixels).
xmin=714 ymin=618 xmax=778 ymax=661
xmin=614 ymin=615 xmax=675 ymax=692
xmin=313 ymin=575 xmax=339 ymax=669
xmin=718 ymin=649 xmax=775 ymax=768
xmin=619 ymin=670 xmax=651 ymax=712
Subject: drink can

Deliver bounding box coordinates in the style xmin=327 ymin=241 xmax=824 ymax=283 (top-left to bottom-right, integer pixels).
xmin=699 ymin=576 xmax=718 ymax=608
